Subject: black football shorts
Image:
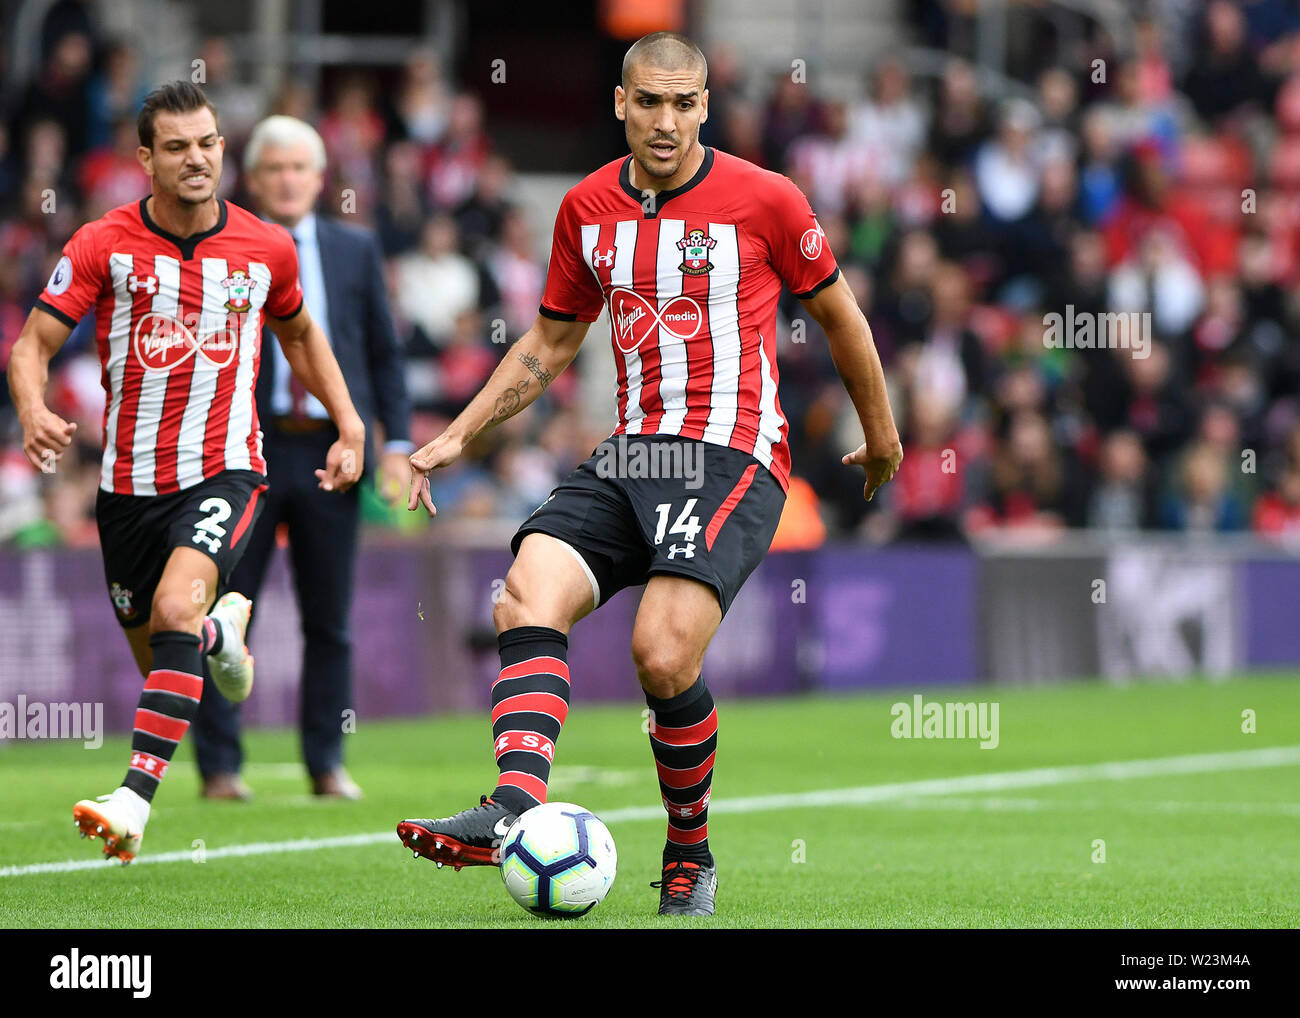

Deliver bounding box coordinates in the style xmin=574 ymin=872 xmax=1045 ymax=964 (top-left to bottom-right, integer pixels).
xmin=511 ymin=435 xmax=785 ymax=615
xmin=95 ymin=469 xmax=268 ymax=628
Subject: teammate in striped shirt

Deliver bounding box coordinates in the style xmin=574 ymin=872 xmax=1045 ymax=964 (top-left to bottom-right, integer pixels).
xmin=396 ymin=33 xmax=902 ymax=915
xmin=6 ymin=82 xmax=366 ymax=862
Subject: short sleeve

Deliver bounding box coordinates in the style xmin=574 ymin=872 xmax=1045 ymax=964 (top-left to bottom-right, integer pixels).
xmin=264 ymin=225 xmax=304 ymax=321
xmin=539 ymin=191 xmax=604 ymax=323
xmin=34 ymin=225 xmax=104 ymax=327
xmin=765 ymin=176 xmax=840 ymax=300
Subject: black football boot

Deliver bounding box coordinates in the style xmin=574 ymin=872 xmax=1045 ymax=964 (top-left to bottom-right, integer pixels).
xmin=397 ymin=795 xmax=518 ymax=870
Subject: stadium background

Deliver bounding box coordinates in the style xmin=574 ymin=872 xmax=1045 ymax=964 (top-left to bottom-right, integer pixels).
xmin=3 ymin=0 xmax=1300 ymax=721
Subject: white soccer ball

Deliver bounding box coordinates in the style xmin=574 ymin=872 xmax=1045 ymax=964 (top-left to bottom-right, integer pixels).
xmin=498 ymin=802 xmax=617 ymax=917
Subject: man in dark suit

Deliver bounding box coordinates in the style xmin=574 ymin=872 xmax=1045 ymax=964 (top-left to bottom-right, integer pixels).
xmin=192 ymin=115 xmax=412 ymax=800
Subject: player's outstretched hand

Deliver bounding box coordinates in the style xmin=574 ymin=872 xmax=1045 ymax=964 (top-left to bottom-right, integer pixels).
xmin=19 ymin=404 xmax=77 ymax=472
xmin=842 ymin=439 xmax=903 ymax=502
xmin=407 ymin=433 xmax=464 ymax=517
xmin=316 ymin=430 xmax=365 ymax=493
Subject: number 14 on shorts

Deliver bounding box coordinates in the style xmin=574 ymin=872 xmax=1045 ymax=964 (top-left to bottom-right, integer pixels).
xmin=653 ymin=499 xmax=700 ymax=560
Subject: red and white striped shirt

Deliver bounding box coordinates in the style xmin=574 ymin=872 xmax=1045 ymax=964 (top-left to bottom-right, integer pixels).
xmin=36 ymin=198 xmax=303 ymax=495
xmin=539 ymin=147 xmax=840 ymax=491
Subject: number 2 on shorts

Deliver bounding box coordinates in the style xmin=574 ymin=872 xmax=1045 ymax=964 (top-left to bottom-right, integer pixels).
xmin=192 ymin=497 xmax=232 ymax=554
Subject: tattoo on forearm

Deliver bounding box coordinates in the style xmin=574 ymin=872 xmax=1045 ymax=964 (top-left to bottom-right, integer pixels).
xmin=467 ymin=358 xmax=548 ymax=443
xmin=516 ymin=351 xmax=553 ymax=390
xmin=490 ymin=379 xmax=529 ymax=423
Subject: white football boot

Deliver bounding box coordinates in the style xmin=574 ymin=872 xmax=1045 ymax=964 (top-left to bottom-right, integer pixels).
xmin=73 ymin=787 xmax=149 ymax=864
xmin=207 ymin=592 xmax=255 ymax=703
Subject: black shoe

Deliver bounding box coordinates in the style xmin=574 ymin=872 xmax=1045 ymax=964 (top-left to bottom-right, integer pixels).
xmin=396 ymin=795 xmax=518 ymax=870
xmin=652 ymin=859 xmax=717 ymax=916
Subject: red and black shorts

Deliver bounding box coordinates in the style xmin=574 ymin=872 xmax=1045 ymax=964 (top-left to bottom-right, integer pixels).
xmin=95 ymin=469 xmax=268 ymax=628
xmin=512 ymin=436 xmax=785 ymax=616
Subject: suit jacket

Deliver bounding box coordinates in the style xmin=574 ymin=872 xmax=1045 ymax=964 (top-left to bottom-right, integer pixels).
xmin=256 ymin=216 xmax=411 ymax=471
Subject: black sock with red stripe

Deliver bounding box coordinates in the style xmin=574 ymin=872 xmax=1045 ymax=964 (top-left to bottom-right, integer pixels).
xmin=489 ymin=626 xmax=570 ymax=817
xmin=122 ymin=631 xmax=204 ymax=802
xmin=647 ymin=675 xmax=716 ymax=867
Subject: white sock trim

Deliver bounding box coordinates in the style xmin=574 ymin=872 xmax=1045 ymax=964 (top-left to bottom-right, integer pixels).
xmin=554 ymin=539 xmax=600 ymax=610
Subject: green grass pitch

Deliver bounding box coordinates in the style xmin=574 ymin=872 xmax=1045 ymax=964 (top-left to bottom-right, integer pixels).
xmin=1 ymin=676 xmax=1297 ymax=928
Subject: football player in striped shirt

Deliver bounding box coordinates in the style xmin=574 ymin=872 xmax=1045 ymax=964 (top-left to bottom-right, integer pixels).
xmin=396 ymin=33 xmax=902 ymax=916
xmin=6 ymin=82 xmax=366 ymax=862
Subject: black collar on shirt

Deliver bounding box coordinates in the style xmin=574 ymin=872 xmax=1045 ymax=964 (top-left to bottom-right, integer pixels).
xmin=619 ymin=146 xmax=715 ymax=219
xmin=138 ymin=196 xmax=229 ymax=260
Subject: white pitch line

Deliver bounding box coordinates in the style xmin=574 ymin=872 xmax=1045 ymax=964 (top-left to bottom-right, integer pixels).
xmin=860 ymin=796 xmax=1300 ymax=817
xmin=2 ymin=744 xmax=1297 ymax=879
xmin=0 ymin=832 xmax=392 ymax=877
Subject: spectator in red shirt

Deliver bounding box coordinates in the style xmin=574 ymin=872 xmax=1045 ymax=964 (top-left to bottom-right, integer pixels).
xmin=969 ymin=410 xmax=1069 ymax=537
xmin=425 ymin=93 xmax=490 ymax=211
xmin=891 ymin=388 xmax=967 ymax=541
xmin=1104 ymin=142 xmax=1237 ymax=279
xmin=1252 ymin=466 xmax=1300 ymax=541
xmin=319 ymin=74 xmax=386 ymax=214
xmin=77 ymin=117 xmax=149 ymax=219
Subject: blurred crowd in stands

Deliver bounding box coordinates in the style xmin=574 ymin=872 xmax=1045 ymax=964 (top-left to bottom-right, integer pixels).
xmin=7 ymin=0 xmax=1300 ymax=550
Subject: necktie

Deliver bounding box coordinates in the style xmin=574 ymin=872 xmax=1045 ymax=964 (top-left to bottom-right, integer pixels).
xmin=288 ymin=231 xmax=309 ymax=420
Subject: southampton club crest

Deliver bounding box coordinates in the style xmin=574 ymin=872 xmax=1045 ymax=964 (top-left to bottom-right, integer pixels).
xmin=222 ymin=268 xmax=257 ymax=312
xmin=677 ymin=228 xmax=716 ymax=276
xmin=110 ymin=582 xmax=137 ymax=622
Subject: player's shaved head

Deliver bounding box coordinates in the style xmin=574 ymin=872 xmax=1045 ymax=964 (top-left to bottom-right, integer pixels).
xmin=622 ymin=32 xmax=707 ymax=90
xmin=615 ymin=32 xmax=711 ymax=189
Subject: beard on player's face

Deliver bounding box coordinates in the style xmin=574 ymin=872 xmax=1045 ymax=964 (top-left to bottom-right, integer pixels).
xmin=164 ymin=160 xmax=221 ymax=205
xmin=629 ymin=125 xmax=696 ymax=181
xmin=170 ymin=180 xmax=219 ymax=205
xmin=175 ymin=183 xmax=217 ymax=205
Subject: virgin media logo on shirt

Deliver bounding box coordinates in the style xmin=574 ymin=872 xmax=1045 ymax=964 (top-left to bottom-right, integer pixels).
xmin=609 ymin=286 xmax=702 ymax=354
xmin=133 ymin=310 xmax=240 ymax=372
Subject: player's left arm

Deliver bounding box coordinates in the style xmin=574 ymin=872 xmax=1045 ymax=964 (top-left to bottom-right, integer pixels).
xmin=801 ymin=274 xmax=902 ymax=502
xmin=765 ymin=174 xmax=902 ymax=501
xmin=267 ymin=304 xmax=366 ymax=492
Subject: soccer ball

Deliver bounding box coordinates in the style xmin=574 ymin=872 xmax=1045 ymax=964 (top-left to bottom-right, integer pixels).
xmin=498 ymin=802 xmax=617 ymax=917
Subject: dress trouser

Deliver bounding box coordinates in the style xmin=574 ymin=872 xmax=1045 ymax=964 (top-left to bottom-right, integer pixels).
xmin=191 ymin=423 xmax=360 ymax=778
